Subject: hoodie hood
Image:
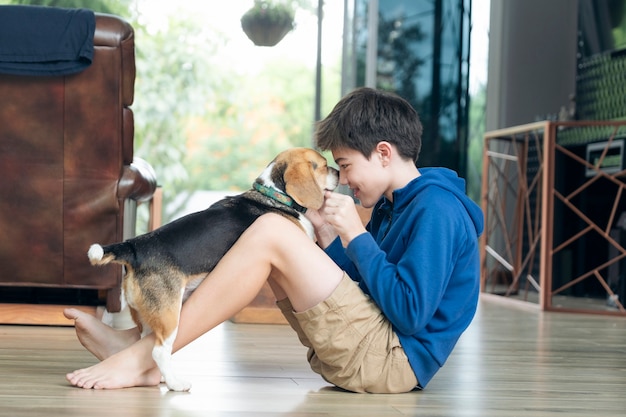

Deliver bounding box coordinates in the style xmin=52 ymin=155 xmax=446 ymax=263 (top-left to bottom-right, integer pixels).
xmin=378 ymin=167 xmax=484 ymax=237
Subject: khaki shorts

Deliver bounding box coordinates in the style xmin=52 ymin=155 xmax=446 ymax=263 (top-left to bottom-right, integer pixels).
xmin=277 ymin=273 xmax=419 ymax=393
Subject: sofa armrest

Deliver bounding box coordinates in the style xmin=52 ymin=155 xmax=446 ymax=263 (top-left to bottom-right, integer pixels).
xmin=117 ymin=157 xmax=157 ymax=202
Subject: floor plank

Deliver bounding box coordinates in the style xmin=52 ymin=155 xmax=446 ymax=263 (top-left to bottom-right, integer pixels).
xmin=0 ymin=295 xmax=625 ymax=416
xmin=0 ymin=304 xmax=96 ymax=326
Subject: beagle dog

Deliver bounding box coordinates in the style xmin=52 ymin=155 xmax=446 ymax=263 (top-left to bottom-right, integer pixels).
xmin=88 ymin=147 xmax=339 ymax=391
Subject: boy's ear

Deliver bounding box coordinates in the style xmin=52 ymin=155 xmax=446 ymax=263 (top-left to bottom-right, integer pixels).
xmin=376 ymin=141 xmax=393 ymax=165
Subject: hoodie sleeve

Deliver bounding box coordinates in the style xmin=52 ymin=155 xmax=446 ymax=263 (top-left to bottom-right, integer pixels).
xmin=343 ymin=188 xmax=476 ymax=335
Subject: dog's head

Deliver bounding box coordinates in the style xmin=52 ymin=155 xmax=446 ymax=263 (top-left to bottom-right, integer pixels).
xmin=257 ymin=148 xmax=339 ymax=211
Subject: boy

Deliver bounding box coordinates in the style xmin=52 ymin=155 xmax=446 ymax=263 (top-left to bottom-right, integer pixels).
xmin=65 ymin=87 xmax=484 ymax=393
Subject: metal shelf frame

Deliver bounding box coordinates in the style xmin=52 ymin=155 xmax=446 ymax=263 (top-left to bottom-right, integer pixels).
xmin=481 ymin=120 xmax=626 ymax=316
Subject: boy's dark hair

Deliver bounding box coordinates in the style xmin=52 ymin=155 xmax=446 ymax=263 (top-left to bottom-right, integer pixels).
xmin=314 ymin=87 xmax=423 ymax=163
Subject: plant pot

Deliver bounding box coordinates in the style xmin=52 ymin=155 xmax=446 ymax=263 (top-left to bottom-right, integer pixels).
xmin=241 ymin=7 xmax=294 ymax=47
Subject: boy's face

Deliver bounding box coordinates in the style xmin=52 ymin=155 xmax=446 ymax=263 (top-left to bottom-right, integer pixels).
xmin=331 ymin=147 xmax=388 ymax=208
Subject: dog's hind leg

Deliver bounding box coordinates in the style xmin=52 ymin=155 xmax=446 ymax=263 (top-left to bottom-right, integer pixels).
xmin=149 ymin=288 xmax=191 ymax=392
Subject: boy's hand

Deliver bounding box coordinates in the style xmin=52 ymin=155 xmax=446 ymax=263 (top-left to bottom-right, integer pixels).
xmin=303 ymin=204 xmax=325 ymax=228
xmin=320 ymin=191 xmax=367 ymax=247
xmin=304 ymin=202 xmax=336 ymax=248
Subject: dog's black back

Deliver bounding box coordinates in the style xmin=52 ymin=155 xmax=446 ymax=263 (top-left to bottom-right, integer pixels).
xmin=102 ymin=191 xmax=300 ymax=275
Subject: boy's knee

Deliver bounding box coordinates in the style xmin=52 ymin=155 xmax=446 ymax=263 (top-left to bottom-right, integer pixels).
xmin=253 ymin=213 xmax=299 ymax=234
xmin=244 ymin=213 xmax=301 ymax=245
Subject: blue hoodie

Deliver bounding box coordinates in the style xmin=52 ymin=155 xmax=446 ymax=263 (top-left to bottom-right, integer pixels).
xmin=324 ymin=167 xmax=484 ymax=388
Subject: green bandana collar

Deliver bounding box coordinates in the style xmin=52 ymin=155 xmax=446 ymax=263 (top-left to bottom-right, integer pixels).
xmin=253 ymin=182 xmax=307 ymax=213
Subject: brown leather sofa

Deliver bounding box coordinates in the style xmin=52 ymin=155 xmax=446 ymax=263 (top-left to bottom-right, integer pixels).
xmin=0 ymin=12 xmax=158 ymax=321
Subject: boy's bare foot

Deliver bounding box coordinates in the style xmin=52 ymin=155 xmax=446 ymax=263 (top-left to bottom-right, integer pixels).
xmin=63 ymin=308 xmax=140 ymax=361
xmin=66 ymin=338 xmax=162 ymax=389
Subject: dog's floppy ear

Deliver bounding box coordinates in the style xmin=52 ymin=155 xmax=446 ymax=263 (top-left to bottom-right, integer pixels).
xmin=284 ymin=162 xmax=324 ymax=210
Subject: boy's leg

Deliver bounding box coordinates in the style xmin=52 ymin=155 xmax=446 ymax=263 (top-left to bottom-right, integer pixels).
xmin=63 ymin=308 xmax=140 ymax=360
xmin=66 ymin=213 xmax=344 ymax=389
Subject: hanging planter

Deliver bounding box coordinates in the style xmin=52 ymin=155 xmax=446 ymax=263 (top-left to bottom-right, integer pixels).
xmin=241 ymin=1 xmax=295 ymax=47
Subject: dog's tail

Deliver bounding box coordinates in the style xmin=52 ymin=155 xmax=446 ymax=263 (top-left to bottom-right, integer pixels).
xmin=88 ymin=242 xmax=135 ymax=267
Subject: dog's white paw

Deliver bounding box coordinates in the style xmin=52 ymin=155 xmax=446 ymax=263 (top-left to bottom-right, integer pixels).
xmin=165 ymin=377 xmax=192 ymax=392
xmin=152 ymin=337 xmax=191 ymax=391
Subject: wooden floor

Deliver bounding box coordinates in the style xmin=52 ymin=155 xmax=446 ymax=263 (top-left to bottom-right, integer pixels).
xmin=0 ymin=295 xmax=625 ymax=417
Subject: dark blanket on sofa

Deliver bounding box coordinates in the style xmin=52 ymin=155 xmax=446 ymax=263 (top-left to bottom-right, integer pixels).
xmin=0 ymin=5 xmax=95 ymax=76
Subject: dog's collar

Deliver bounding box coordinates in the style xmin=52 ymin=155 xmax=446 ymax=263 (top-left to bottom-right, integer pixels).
xmin=253 ymin=182 xmax=307 ymax=213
